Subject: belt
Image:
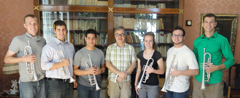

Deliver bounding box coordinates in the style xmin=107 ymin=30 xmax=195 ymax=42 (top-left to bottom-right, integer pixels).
xmin=47 ymin=78 xmax=70 ymax=83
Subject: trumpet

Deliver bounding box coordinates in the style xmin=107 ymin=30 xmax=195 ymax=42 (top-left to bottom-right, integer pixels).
xmin=57 ymin=46 xmax=75 ymax=83
xmin=24 ymin=40 xmax=38 ymax=81
xmin=201 ymin=48 xmax=211 ymax=90
xmin=161 ymin=55 xmax=177 ymax=92
xmin=136 ymin=52 xmax=154 ymax=89
xmin=85 ymin=54 xmax=101 ymax=91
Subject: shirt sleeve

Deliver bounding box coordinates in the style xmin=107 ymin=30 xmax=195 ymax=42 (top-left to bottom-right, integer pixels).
xmin=155 ymin=51 xmax=162 ymax=61
xmin=131 ymin=46 xmax=137 ymax=62
xmin=192 ymin=40 xmax=199 ymax=61
xmin=105 ymin=46 xmax=112 ymax=61
xmin=73 ymin=51 xmax=81 ymax=67
xmin=41 ymin=45 xmax=55 ymax=70
xmin=101 ymin=51 xmax=105 ymax=65
xmin=221 ymin=38 xmax=235 ymax=69
xmin=9 ymin=37 xmax=20 ymax=53
xmin=187 ymin=51 xmax=199 ymax=69
xmin=136 ymin=51 xmax=141 ymax=59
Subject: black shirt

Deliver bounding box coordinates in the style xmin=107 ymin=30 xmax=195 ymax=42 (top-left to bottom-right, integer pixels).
xmin=137 ymin=50 xmax=162 ymax=85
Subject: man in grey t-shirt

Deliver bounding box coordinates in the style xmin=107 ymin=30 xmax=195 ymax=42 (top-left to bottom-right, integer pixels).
xmin=4 ymin=14 xmax=46 ymax=98
xmin=73 ymin=29 xmax=105 ymax=98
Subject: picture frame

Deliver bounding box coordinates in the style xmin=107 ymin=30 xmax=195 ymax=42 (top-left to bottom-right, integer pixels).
xmin=200 ymin=14 xmax=238 ymax=54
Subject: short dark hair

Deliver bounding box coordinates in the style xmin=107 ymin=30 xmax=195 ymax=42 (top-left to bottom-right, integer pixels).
xmin=24 ymin=14 xmax=37 ymax=23
xmin=203 ymin=13 xmax=216 ymax=22
xmin=53 ymin=20 xmax=67 ymax=30
xmin=85 ymin=29 xmax=97 ymax=37
xmin=172 ymin=26 xmax=185 ymax=36
xmin=114 ymin=26 xmax=125 ymax=34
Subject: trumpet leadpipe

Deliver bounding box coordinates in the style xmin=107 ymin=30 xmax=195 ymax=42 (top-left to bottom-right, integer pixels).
xmin=58 ymin=46 xmax=75 ymax=83
xmin=24 ymin=40 xmax=38 ymax=81
xmin=137 ymin=52 xmax=154 ymax=89
xmin=201 ymin=48 xmax=211 ymax=90
xmin=85 ymin=54 xmax=101 ymax=91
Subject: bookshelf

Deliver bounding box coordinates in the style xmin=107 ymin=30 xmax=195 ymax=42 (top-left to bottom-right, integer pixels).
xmin=34 ymin=0 xmax=184 ymax=97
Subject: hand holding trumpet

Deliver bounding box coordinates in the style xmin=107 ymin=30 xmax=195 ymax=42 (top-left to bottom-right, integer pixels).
xmin=170 ymin=68 xmax=180 ymax=77
xmin=24 ymin=54 xmax=36 ymax=62
xmin=87 ymin=65 xmax=102 ymax=75
xmin=145 ymin=66 xmax=154 ymax=75
xmin=205 ymin=63 xmax=218 ymax=73
xmin=60 ymin=58 xmax=70 ymax=67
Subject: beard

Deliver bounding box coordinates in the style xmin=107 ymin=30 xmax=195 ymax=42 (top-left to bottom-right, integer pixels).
xmin=173 ymin=41 xmax=183 ymax=45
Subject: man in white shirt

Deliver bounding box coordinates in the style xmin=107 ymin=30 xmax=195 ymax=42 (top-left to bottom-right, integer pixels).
xmin=161 ymin=26 xmax=199 ymax=98
xmin=41 ymin=20 xmax=77 ymax=98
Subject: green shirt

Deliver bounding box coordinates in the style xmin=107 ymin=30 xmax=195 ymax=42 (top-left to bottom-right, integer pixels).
xmin=193 ymin=31 xmax=235 ymax=84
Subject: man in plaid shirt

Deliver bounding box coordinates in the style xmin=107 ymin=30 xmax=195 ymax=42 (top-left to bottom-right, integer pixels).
xmin=106 ymin=26 xmax=137 ymax=98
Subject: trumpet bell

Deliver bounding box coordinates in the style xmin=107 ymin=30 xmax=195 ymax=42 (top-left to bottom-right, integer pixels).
xmin=95 ymin=84 xmax=101 ymax=91
xmin=69 ymin=77 xmax=75 ymax=83
xmin=201 ymin=85 xmax=206 ymax=90
xmin=96 ymin=87 xmax=101 ymax=91
xmin=136 ymin=83 xmax=141 ymax=89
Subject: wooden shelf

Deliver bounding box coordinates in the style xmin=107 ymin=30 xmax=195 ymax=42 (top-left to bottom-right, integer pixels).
xmin=114 ymin=8 xmax=179 ymax=14
xmin=125 ymin=29 xmax=173 ymax=32
xmin=157 ymin=43 xmax=173 ymax=45
xmin=114 ymin=13 xmax=177 ymax=18
xmin=74 ymin=44 xmax=107 ymax=48
xmin=121 ymin=0 xmax=178 ymax=2
xmin=157 ymin=29 xmax=173 ymax=31
xmin=127 ymin=42 xmax=142 ymax=47
xmin=39 ymin=5 xmax=108 ymax=12
xmin=69 ymin=30 xmax=107 ymax=33
xmin=41 ymin=17 xmax=108 ymax=20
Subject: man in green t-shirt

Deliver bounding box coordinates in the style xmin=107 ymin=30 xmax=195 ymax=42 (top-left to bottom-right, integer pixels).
xmin=192 ymin=13 xmax=235 ymax=98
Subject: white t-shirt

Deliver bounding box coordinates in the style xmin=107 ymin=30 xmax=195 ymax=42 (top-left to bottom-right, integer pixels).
xmin=164 ymin=45 xmax=198 ymax=92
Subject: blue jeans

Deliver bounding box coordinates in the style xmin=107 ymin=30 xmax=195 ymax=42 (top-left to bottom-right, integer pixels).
xmin=46 ymin=79 xmax=73 ymax=98
xmin=166 ymin=88 xmax=190 ymax=98
xmin=19 ymin=78 xmax=46 ymax=98
xmin=77 ymin=83 xmax=100 ymax=98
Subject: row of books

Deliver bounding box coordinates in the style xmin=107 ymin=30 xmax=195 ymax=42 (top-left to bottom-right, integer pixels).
xmin=42 ymin=19 xmax=107 ymax=31
xmin=126 ymin=32 xmax=172 ymax=44
xmin=68 ymin=0 xmax=108 ymax=6
xmin=157 ymin=45 xmax=171 ymax=57
xmin=114 ymin=16 xmax=164 ymax=30
xmin=43 ymin=30 xmax=73 ymax=43
xmin=134 ymin=47 xmax=142 ymax=56
xmin=42 ymin=0 xmax=108 ymax=6
xmin=155 ymin=32 xmax=172 ymax=43
xmin=114 ymin=3 xmax=166 ymax=8
xmin=72 ymin=33 xmax=107 ymax=45
xmin=64 ymin=20 xmax=98 ymax=31
xmin=126 ymin=32 xmax=141 ymax=43
xmin=131 ymin=44 xmax=171 ymax=58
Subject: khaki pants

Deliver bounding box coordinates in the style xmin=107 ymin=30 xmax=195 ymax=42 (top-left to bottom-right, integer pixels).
xmin=192 ymin=78 xmax=223 ymax=98
xmin=107 ymin=79 xmax=131 ymax=98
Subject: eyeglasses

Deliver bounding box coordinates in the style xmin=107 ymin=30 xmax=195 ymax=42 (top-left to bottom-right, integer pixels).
xmin=115 ymin=33 xmax=125 ymax=37
xmin=172 ymin=34 xmax=183 ymax=38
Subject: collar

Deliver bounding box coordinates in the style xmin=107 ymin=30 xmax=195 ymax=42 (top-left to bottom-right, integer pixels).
xmin=54 ymin=37 xmax=68 ymax=45
xmin=113 ymin=42 xmax=127 ymax=48
xmin=201 ymin=31 xmax=218 ymax=39
xmin=25 ymin=32 xmax=41 ymax=41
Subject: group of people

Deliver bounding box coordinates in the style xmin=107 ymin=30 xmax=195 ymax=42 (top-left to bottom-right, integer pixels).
xmin=4 ymin=13 xmax=235 ymax=98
